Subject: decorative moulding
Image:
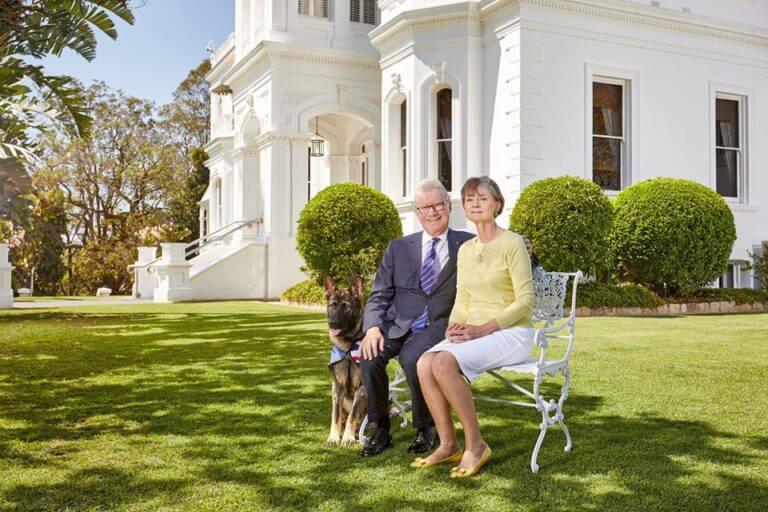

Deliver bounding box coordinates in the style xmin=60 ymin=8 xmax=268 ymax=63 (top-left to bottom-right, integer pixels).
xmin=375 ymin=0 xmax=768 ymax=50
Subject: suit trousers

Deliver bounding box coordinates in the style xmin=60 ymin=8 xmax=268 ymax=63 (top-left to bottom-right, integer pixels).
xmin=360 ymin=323 xmax=444 ymax=430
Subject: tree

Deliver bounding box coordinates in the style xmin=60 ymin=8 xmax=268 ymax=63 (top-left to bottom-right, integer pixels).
xmin=35 ymin=82 xmax=180 ymax=247
xmin=11 ymin=186 xmax=67 ymax=295
xmin=159 ymin=60 xmax=211 ymax=241
xmin=0 ymin=0 xmax=135 ymax=161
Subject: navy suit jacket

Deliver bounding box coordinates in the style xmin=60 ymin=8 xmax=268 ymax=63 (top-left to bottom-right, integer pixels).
xmin=363 ymin=229 xmax=475 ymax=340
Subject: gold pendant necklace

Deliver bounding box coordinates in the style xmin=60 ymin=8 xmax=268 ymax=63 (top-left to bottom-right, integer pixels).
xmin=475 ymin=245 xmax=486 ymax=264
xmin=475 ymin=228 xmax=501 ymax=263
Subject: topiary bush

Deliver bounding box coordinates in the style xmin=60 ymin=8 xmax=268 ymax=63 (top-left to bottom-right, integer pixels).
xmin=509 ymin=176 xmax=614 ymax=276
xmin=282 ymin=278 xmax=372 ymax=306
xmin=610 ymin=178 xmax=736 ymax=295
xmin=296 ymin=183 xmax=402 ymax=283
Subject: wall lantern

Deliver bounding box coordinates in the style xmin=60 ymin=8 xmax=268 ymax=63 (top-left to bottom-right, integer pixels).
xmin=310 ymin=117 xmax=325 ymax=157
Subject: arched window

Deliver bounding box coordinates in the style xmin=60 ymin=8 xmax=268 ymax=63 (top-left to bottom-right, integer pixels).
xmin=436 ymin=88 xmax=452 ymax=191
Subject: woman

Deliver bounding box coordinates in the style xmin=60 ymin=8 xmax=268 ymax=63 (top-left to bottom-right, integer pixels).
xmin=414 ymin=176 xmax=534 ymax=478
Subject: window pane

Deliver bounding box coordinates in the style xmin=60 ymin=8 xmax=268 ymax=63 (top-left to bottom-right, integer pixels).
xmin=316 ymin=0 xmax=327 ymax=17
xmin=716 ymin=148 xmax=738 ymax=197
xmin=363 ymin=0 xmax=376 ymax=24
xmin=400 ymin=101 xmax=406 ymax=147
xmin=298 ymin=0 xmax=309 ymax=15
xmin=716 ymin=99 xmax=739 ymax=148
xmin=438 ymin=141 xmax=452 ymax=192
xmin=592 ymin=137 xmax=621 ymax=190
xmin=593 ymin=83 xmax=623 ymax=137
xmin=436 ymin=89 xmax=452 ymax=140
xmin=350 ymin=0 xmax=360 ymax=22
xmin=401 ymin=148 xmax=407 ymax=196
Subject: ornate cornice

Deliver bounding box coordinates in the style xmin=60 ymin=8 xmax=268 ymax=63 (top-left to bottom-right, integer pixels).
xmin=221 ymin=42 xmax=379 ymax=84
xmin=374 ymin=0 xmax=768 ymax=51
xmin=482 ymin=0 xmax=768 ymax=48
xmin=370 ymin=8 xmax=483 ymax=50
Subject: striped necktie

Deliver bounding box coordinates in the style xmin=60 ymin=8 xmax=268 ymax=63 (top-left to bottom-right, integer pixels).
xmin=412 ymin=237 xmax=440 ymax=330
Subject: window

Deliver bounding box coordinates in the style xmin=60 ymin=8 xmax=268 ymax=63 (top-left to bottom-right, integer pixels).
xmin=201 ymin=209 xmax=208 ymax=238
xmin=592 ymin=79 xmax=627 ymax=191
xmin=350 ymin=0 xmax=375 ymax=24
xmin=307 ymin=147 xmax=312 ymax=201
xmin=361 ymin=144 xmax=368 ymax=186
xmin=715 ymin=95 xmax=745 ymax=199
xmin=400 ymin=100 xmax=408 ymax=197
xmin=215 ymin=179 xmax=223 ymax=227
xmin=436 ymin=88 xmax=452 ymax=192
xmin=298 ymin=0 xmax=327 ymax=18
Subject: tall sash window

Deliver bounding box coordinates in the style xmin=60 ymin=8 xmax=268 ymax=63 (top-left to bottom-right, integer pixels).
xmin=436 ymin=88 xmax=452 ymax=192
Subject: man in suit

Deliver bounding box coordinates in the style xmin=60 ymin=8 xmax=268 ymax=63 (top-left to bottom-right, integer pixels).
xmin=359 ymin=179 xmax=475 ymax=457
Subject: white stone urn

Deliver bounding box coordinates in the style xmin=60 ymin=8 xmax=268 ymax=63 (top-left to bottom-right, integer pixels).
xmin=0 ymin=243 xmax=14 ymax=309
xmin=153 ymin=242 xmax=192 ymax=302
xmin=132 ymin=246 xmax=158 ymax=299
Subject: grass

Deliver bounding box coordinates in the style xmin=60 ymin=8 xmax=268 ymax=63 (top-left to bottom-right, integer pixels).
xmin=0 ymin=302 xmax=767 ymax=511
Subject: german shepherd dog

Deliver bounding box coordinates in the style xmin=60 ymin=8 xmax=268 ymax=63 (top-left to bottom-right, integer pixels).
xmin=324 ymin=275 xmax=367 ymax=446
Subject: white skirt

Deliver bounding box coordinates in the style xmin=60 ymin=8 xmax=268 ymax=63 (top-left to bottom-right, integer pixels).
xmin=425 ymin=327 xmax=535 ymax=382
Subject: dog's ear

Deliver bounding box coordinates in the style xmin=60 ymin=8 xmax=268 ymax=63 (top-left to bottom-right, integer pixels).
xmin=350 ymin=275 xmax=364 ymax=300
xmin=323 ymin=276 xmax=337 ymax=297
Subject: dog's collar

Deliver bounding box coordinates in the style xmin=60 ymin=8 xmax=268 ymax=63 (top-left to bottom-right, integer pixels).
xmin=329 ymin=341 xmax=361 ymax=367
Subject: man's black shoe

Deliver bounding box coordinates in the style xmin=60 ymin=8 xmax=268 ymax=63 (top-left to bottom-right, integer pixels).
xmin=407 ymin=426 xmax=438 ymax=454
xmin=361 ymin=426 xmax=393 ymax=457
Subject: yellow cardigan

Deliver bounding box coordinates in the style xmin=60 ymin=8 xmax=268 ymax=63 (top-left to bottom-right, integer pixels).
xmin=449 ymin=230 xmax=534 ymax=329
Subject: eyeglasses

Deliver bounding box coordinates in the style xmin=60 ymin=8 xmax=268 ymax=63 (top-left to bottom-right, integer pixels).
xmin=415 ymin=202 xmax=447 ymax=214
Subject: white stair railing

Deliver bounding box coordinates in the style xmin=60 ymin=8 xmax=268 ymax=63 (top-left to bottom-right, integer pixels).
xmin=128 ymin=217 xmax=263 ymax=298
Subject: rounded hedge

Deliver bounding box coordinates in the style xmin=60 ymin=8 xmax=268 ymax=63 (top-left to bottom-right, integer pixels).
xmin=296 ymin=183 xmax=402 ymax=283
xmin=509 ymin=176 xmax=614 ymax=275
xmin=610 ymin=178 xmax=736 ymax=295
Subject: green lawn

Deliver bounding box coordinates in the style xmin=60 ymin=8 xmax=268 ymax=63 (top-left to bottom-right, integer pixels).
xmin=1 ymin=303 xmax=767 ymax=512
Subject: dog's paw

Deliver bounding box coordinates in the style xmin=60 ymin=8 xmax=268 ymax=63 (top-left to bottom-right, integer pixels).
xmin=341 ymin=434 xmax=357 ymax=446
xmin=326 ymin=435 xmax=341 ymax=446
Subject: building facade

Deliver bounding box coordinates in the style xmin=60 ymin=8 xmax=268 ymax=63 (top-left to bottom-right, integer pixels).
xmin=192 ymin=0 xmax=768 ymax=299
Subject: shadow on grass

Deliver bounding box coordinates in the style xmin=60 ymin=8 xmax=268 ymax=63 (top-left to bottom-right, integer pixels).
xmin=1 ymin=308 xmax=767 ymax=511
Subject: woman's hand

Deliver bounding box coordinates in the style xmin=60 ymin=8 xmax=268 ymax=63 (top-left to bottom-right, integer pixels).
xmin=446 ymin=320 xmax=500 ymax=343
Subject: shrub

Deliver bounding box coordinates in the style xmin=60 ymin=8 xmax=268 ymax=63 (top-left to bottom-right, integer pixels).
xmin=568 ymin=283 xmax=663 ymax=309
xmin=0 ymin=219 xmax=25 ymax=248
xmin=673 ymin=288 xmax=768 ymax=305
xmin=746 ymin=243 xmax=768 ymax=293
xmin=282 ymin=278 xmax=372 ymax=306
xmin=282 ymin=279 xmax=326 ymax=305
xmin=610 ymin=178 xmax=736 ymax=295
xmin=296 ymin=183 xmax=402 ymax=283
xmin=510 ymin=176 xmax=613 ymax=276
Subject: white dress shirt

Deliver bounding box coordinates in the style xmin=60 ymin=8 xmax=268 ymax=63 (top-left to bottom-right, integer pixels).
xmin=421 ymin=230 xmax=449 ymax=274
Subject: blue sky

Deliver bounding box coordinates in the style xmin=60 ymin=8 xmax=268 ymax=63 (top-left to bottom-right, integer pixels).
xmin=42 ymin=1 xmax=235 ymax=106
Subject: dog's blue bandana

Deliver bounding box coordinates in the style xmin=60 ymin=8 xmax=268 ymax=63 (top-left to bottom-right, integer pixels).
xmin=329 ymin=342 xmax=361 ymax=367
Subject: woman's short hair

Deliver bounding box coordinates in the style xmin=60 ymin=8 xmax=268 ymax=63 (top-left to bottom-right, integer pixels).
xmin=461 ymin=176 xmax=505 ymax=217
xmin=414 ymin=179 xmax=451 ymax=205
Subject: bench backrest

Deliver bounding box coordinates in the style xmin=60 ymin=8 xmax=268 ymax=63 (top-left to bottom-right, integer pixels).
xmin=532 ymin=269 xmax=582 ymax=326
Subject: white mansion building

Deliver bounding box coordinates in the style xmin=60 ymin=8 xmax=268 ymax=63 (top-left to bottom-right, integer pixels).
xmin=186 ymin=0 xmax=767 ymax=300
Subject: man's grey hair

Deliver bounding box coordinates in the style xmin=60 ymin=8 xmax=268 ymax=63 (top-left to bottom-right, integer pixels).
xmin=414 ymin=179 xmax=451 ymax=205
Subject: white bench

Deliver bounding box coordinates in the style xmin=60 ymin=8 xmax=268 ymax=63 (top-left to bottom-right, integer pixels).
xmin=359 ymin=269 xmax=583 ymax=474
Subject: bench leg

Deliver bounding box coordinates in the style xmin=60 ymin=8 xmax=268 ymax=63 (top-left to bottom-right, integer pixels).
xmin=531 ymin=418 xmax=548 ymax=473
xmin=558 ymin=367 xmax=573 ymax=452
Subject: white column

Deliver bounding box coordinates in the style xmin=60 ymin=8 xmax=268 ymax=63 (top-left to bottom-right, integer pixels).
xmin=132 ymin=246 xmax=158 ymax=299
xmin=260 ymin=133 xmax=293 ymax=237
xmin=231 ymin=147 xmax=263 ymax=243
xmin=0 ymin=243 xmax=13 ymax=309
xmin=153 ymin=243 xmax=192 ymax=302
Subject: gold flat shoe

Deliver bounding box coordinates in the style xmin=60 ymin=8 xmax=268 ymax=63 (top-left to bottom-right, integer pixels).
xmin=410 ymin=450 xmax=463 ymax=469
xmin=450 ymin=446 xmax=492 ymax=478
